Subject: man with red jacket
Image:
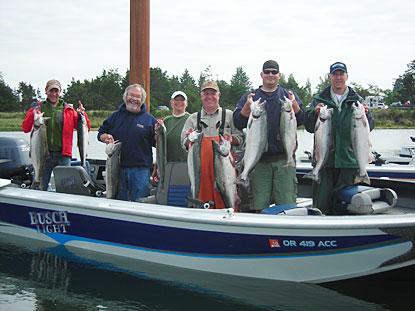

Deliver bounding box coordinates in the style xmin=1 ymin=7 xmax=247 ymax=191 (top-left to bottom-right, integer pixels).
xmin=22 ymin=79 xmax=90 ymax=190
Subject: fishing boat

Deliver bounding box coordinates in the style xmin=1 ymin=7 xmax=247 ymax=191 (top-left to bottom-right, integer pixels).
xmin=0 ymin=137 xmax=415 ymax=284
xmin=297 ymin=144 xmax=415 ymax=181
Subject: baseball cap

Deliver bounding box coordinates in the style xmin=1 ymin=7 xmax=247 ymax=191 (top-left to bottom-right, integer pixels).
xmin=330 ymin=62 xmax=347 ymax=74
xmin=263 ymin=60 xmax=279 ymax=71
xmin=171 ymin=91 xmax=187 ymax=100
xmin=201 ymin=81 xmax=220 ymax=92
xmin=45 ymin=79 xmax=62 ymax=91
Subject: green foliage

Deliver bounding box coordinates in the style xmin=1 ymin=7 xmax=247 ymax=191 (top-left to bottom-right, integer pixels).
xmin=393 ymin=59 xmax=415 ymax=104
xmin=314 ymin=74 xmax=331 ymax=95
xmin=0 ymin=74 xmax=18 ymax=112
xmin=17 ymin=82 xmax=39 ymax=111
xmin=279 ymin=73 xmax=312 ymax=105
xmin=3 ymin=59 xmax=414 ymax=122
xmin=63 ymin=69 xmax=124 ymax=111
xmin=371 ymin=108 xmax=415 ymax=128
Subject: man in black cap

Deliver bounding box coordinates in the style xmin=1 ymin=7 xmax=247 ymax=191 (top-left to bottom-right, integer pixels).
xmin=233 ymin=60 xmax=305 ymax=213
xmin=304 ymin=62 xmax=375 ymax=214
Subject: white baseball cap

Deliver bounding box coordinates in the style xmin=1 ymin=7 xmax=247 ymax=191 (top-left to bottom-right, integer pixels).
xmin=171 ymin=91 xmax=187 ymax=100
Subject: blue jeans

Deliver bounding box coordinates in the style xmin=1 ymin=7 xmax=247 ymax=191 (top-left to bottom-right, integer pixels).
xmin=118 ymin=167 xmax=150 ymax=201
xmin=41 ymin=151 xmax=71 ymax=191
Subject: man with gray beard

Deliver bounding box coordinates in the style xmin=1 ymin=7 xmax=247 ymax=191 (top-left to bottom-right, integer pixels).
xmin=98 ymin=84 xmax=157 ymax=201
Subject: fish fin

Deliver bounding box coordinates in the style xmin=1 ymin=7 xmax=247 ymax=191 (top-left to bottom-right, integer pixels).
xmin=236 ymin=175 xmax=249 ymax=190
xmin=303 ymin=171 xmax=320 ymax=184
xmin=354 ymin=173 xmax=370 ymax=185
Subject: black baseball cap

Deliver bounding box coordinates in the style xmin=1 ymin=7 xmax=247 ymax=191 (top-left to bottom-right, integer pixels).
xmin=330 ymin=62 xmax=347 ymax=74
xmin=263 ymin=60 xmax=279 ymax=71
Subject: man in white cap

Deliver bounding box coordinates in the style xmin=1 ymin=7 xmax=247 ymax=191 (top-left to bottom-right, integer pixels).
xmin=22 ymin=79 xmax=89 ymax=190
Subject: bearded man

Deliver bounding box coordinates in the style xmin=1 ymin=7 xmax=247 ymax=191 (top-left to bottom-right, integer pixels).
xmin=98 ymin=84 xmax=157 ymax=201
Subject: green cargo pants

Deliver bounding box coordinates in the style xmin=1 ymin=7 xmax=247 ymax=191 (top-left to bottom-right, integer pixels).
xmin=312 ymin=167 xmax=358 ymax=215
xmin=251 ymin=158 xmax=297 ymax=211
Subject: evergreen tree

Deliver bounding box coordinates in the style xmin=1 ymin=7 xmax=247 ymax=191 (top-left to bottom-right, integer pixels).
xmin=393 ymin=59 xmax=415 ymax=104
xmin=150 ymin=67 xmax=171 ymax=111
xmin=17 ymin=82 xmax=38 ymax=111
xmin=0 ymin=74 xmax=18 ymax=112
xmin=229 ymin=67 xmax=252 ymax=107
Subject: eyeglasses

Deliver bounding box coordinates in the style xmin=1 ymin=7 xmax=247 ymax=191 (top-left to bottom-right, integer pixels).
xmin=263 ymin=70 xmax=279 ymax=75
xmin=128 ymin=93 xmax=141 ymax=99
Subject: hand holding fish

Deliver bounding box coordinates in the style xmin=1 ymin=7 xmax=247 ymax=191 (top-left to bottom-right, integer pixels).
xmin=76 ymin=101 xmax=85 ymax=114
xmin=223 ymin=132 xmax=237 ymax=146
xmin=155 ymin=118 xmax=164 ymax=132
xmin=288 ymin=91 xmax=300 ymax=114
xmin=241 ymin=93 xmax=255 ymax=117
xmin=362 ymin=102 xmax=369 ymax=114
xmin=101 ymin=134 xmax=115 ymax=145
xmin=187 ymin=129 xmax=199 ymax=143
xmin=314 ymin=103 xmax=325 ymax=115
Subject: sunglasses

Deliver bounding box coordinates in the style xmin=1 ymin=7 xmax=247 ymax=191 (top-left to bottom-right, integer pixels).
xmin=263 ymin=70 xmax=279 ymax=75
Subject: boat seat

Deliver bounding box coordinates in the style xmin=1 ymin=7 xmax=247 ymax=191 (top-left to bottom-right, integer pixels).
xmin=156 ymin=162 xmax=191 ymax=207
xmin=53 ymin=165 xmax=105 ymax=197
xmin=336 ymin=186 xmax=398 ymax=214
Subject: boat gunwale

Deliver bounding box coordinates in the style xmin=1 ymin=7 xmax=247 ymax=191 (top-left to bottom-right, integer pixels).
xmin=1 ymin=186 xmax=415 ymax=231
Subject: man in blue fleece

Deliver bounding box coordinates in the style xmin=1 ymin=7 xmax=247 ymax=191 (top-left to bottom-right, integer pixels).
xmin=98 ymin=84 xmax=157 ymax=201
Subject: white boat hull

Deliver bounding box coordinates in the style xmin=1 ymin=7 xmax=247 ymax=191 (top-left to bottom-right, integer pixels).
xmin=1 ymin=186 xmax=415 ymax=283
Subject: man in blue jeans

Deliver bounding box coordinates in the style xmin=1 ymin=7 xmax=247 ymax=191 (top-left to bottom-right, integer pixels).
xmin=98 ymin=84 xmax=157 ymax=201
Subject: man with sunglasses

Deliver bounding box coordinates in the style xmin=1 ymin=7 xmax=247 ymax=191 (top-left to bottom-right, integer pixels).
xmin=304 ymin=62 xmax=374 ymax=215
xmin=233 ymin=60 xmax=305 ymax=213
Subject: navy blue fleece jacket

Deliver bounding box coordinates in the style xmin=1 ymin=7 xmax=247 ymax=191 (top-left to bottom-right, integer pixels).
xmin=98 ymin=103 xmax=157 ymax=168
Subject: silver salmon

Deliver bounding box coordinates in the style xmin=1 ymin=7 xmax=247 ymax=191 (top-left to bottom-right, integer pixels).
xmin=280 ymin=96 xmax=297 ymax=168
xmin=77 ymin=112 xmax=89 ymax=170
xmin=155 ymin=123 xmax=167 ymax=189
xmin=351 ymin=101 xmax=371 ymax=185
xmin=212 ymin=136 xmax=239 ymax=209
xmin=236 ymin=98 xmax=267 ymax=189
xmin=105 ymin=141 xmax=122 ymax=199
xmin=305 ymin=105 xmax=333 ymax=183
xmin=187 ymin=132 xmax=203 ymax=200
xmin=29 ymin=112 xmax=50 ymax=190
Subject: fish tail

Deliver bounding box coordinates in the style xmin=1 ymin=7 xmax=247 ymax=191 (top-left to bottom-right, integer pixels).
xmin=354 ymin=172 xmax=370 ymax=185
xmin=236 ymin=175 xmax=249 ymax=190
xmin=304 ymin=171 xmax=320 ymax=184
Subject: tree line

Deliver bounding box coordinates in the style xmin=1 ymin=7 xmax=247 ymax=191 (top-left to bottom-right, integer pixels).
xmin=1 ymin=60 xmax=414 ymax=113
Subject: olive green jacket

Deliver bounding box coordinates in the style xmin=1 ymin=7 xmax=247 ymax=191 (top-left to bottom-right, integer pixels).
xmin=304 ymin=86 xmax=375 ymax=168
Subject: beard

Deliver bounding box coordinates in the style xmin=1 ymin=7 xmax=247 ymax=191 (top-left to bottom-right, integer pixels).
xmin=126 ymin=99 xmax=142 ymax=113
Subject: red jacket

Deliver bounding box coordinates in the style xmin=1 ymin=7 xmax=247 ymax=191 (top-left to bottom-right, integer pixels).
xmin=22 ymin=101 xmax=91 ymax=158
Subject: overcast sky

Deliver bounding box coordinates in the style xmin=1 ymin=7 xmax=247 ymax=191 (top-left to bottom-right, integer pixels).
xmin=1 ymin=0 xmax=414 ymax=96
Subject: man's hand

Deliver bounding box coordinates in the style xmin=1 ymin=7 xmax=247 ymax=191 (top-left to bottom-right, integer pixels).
xmin=77 ymin=101 xmax=85 ymax=114
xmin=288 ymin=91 xmax=300 ymax=114
xmin=240 ymin=93 xmax=255 ymax=117
xmin=314 ymin=103 xmax=324 ymax=115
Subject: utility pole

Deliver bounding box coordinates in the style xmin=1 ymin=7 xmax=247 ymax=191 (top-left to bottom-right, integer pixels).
xmin=130 ymin=0 xmax=150 ymax=112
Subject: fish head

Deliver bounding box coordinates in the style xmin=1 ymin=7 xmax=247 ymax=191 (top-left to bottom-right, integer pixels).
xmin=352 ymin=101 xmax=365 ymax=119
xmin=319 ymin=105 xmax=333 ymax=120
xmin=280 ymin=97 xmax=293 ymax=112
xmin=251 ymin=98 xmax=265 ymax=117
xmin=33 ymin=112 xmax=48 ymax=127
xmin=105 ymin=141 xmax=122 ymax=157
xmin=213 ymin=136 xmax=231 ymax=157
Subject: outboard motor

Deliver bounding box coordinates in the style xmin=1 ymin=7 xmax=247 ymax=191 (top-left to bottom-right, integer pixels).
xmin=337 ymin=186 xmax=398 ymax=214
xmin=0 ymin=137 xmax=33 ymax=184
